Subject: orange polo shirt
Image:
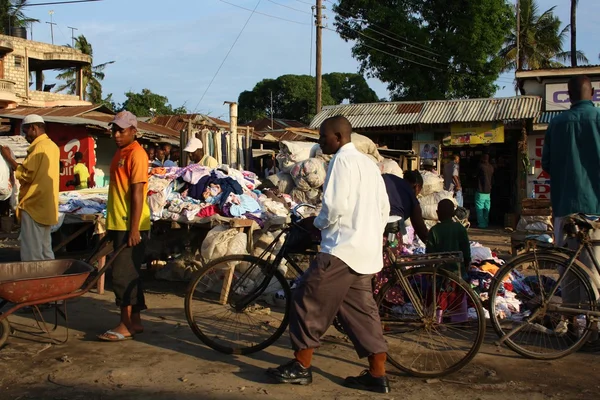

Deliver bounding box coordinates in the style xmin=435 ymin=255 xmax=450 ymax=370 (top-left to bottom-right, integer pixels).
xmin=106 ymin=141 xmax=151 ymax=231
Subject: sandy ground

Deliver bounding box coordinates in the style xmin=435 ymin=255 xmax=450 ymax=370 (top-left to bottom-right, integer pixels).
xmin=0 ymin=229 xmax=598 ymax=400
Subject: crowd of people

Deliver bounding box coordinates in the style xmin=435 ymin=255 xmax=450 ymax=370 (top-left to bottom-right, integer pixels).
xmin=1 ymin=74 xmax=600 ymax=393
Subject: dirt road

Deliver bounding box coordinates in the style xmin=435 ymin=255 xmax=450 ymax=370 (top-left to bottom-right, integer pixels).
xmin=0 ymin=279 xmax=597 ymax=400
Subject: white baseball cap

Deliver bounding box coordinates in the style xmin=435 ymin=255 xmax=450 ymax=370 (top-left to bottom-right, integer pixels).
xmin=21 ymin=114 xmax=45 ymax=134
xmin=184 ymin=137 xmax=203 ymax=153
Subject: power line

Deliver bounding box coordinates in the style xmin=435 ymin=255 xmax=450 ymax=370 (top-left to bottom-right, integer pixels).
xmin=266 ymin=0 xmax=311 ymax=14
xmin=193 ymin=1 xmax=262 ymax=113
xmin=334 ymin=19 xmax=448 ymax=66
xmin=293 ymin=0 xmax=314 ymax=5
xmin=324 ymin=27 xmax=443 ymax=71
xmin=25 ymin=0 xmax=102 ymax=6
xmin=220 ymin=0 xmax=310 ymax=26
xmin=325 ymin=0 xmax=441 ymax=57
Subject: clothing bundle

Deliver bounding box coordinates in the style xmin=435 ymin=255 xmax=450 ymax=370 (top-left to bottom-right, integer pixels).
xmin=269 ymin=134 xmax=400 ymax=206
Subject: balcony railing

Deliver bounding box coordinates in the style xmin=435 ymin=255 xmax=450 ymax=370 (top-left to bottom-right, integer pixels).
xmin=0 ymin=79 xmax=15 ymax=93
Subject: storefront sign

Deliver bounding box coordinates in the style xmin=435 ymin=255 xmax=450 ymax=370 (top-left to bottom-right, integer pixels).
xmin=449 ymin=122 xmax=504 ymax=145
xmin=527 ymin=135 xmax=551 ymax=199
xmin=545 ymin=82 xmax=600 ymax=111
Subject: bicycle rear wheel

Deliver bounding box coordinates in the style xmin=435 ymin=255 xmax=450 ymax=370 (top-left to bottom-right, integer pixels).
xmin=488 ymin=252 xmax=597 ymax=360
xmin=185 ymin=255 xmax=291 ymax=355
xmin=377 ymin=267 xmax=485 ymax=377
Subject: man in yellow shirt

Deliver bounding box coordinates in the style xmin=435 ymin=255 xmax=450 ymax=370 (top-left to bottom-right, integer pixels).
xmin=98 ymin=111 xmax=151 ymax=342
xmin=0 ymin=114 xmax=59 ymax=261
xmin=67 ymin=152 xmax=91 ymax=190
xmin=184 ymin=137 xmax=218 ymax=168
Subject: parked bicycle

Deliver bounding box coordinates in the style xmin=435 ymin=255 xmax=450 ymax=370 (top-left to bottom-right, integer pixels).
xmin=185 ymin=204 xmax=486 ymax=377
xmin=488 ymin=213 xmax=600 ymax=359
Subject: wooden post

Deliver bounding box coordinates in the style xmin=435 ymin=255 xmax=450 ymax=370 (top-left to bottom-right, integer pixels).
xmin=96 ymin=232 xmax=106 ymax=295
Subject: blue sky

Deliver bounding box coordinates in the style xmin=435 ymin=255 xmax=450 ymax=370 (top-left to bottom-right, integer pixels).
xmin=21 ymin=0 xmax=599 ymax=120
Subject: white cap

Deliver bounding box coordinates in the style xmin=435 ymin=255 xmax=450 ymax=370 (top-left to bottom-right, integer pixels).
xmin=21 ymin=114 xmax=45 ymax=134
xmin=184 ymin=137 xmax=203 ymax=153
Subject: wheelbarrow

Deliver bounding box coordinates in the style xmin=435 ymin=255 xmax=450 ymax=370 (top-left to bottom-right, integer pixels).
xmin=0 ymin=239 xmax=126 ymax=348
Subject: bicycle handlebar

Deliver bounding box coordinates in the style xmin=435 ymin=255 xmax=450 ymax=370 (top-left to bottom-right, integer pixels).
xmin=291 ymin=203 xmax=317 ymax=219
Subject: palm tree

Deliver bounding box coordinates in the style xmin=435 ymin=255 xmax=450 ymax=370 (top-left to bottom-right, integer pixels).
xmin=570 ymin=0 xmax=578 ymax=67
xmin=499 ymin=0 xmax=587 ymax=72
xmin=56 ymin=35 xmax=114 ymax=104
xmin=0 ymin=0 xmax=39 ymax=33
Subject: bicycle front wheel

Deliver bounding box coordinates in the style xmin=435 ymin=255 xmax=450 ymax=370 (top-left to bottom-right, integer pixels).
xmin=377 ymin=267 xmax=485 ymax=377
xmin=489 ymin=252 xmax=597 ymax=360
xmin=185 ymin=255 xmax=291 ymax=355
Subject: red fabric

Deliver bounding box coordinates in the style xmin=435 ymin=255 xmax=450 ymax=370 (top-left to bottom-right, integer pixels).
xmin=197 ymin=205 xmax=219 ymax=218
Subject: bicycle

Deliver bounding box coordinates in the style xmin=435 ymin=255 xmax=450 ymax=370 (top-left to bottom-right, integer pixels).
xmin=488 ymin=213 xmax=600 ymax=359
xmin=185 ymin=204 xmax=486 ymax=377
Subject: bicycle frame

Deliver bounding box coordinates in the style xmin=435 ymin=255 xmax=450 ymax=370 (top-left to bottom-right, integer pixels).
xmin=495 ymin=233 xmax=600 ymax=346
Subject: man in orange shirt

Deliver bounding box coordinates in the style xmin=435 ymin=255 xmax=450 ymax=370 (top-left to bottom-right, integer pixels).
xmin=98 ymin=111 xmax=151 ymax=342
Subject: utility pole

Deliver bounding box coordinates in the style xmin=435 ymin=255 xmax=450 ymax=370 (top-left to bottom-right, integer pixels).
xmin=515 ymin=0 xmax=520 ymax=96
xmin=270 ymin=91 xmax=274 ymax=130
xmin=68 ymin=26 xmax=78 ymax=47
xmin=46 ymin=10 xmax=56 ymax=45
xmin=315 ymin=0 xmax=323 ymax=115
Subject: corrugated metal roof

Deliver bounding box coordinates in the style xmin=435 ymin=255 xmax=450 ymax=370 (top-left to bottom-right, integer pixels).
xmin=246 ymin=118 xmax=306 ymax=131
xmin=252 ymin=127 xmax=318 ymax=143
xmin=149 ymin=114 xmax=230 ymax=131
xmin=535 ymin=111 xmax=563 ymax=124
xmin=83 ymin=114 xmax=180 ymax=139
xmin=0 ymin=105 xmax=110 ymax=117
xmin=309 ymin=96 xmax=542 ymax=129
xmin=0 ymin=112 xmax=109 ymax=130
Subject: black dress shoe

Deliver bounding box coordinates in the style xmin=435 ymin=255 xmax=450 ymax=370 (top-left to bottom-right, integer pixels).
xmin=344 ymin=370 xmax=391 ymax=393
xmin=266 ymin=360 xmax=312 ymax=385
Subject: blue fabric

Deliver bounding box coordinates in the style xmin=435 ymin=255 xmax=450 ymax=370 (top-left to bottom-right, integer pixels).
xmin=475 ymin=192 xmax=491 ymax=228
xmin=228 ymin=194 xmax=260 ymax=217
xmin=542 ymin=100 xmax=600 ymax=217
xmin=455 ymin=190 xmax=464 ymax=208
xmin=152 ymin=159 xmax=177 ymax=168
xmin=221 ymin=133 xmax=228 ymax=165
xmin=382 ymin=174 xmax=417 ymax=219
xmin=186 ymin=173 xmax=243 ymax=209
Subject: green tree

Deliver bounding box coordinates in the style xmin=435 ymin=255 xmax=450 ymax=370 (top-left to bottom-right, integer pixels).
xmin=499 ymin=0 xmax=587 ymax=71
xmin=55 ymin=35 xmax=115 ymax=103
xmin=120 ymin=89 xmax=187 ymax=117
xmin=0 ymin=1 xmax=39 ymax=33
xmin=333 ymin=0 xmax=514 ymax=100
xmin=323 ymin=72 xmax=379 ymax=104
xmin=238 ymin=73 xmax=378 ymax=123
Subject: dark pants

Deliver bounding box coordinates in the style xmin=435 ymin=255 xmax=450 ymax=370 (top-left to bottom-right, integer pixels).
xmin=108 ymin=230 xmax=148 ymax=313
xmin=289 ymin=253 xmax=388 ymax=358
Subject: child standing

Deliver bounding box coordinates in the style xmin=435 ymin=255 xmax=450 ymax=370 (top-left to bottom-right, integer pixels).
xmin=426 ymin=199 xmax=471 ymax=322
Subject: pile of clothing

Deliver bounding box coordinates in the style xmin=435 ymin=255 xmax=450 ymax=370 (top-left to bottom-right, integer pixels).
xmin=58 ymin=191 xmax=108 ymax=216
xmin=268 ymin=134 xmax=402 ymax=205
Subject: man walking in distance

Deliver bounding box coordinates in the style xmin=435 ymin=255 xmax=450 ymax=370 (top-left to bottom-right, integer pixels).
xmin=543 ymin=75 xmax=600 ymax=351
xmin=98 ymin=111 xmax=151 ymax=342
xmin=444 ymin=154 xmax=463 ymax=207
xmin=266 ymin=116 xmax=391 ymax=393
xmin=0 ymin=115 xmax=59 ymax=261
xmin=475 ymin=154 xmax=494 ymax=228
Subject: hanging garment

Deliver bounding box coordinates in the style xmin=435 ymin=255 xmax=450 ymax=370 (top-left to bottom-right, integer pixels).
xmin=221 ymin=132 xmax=229 ymax=165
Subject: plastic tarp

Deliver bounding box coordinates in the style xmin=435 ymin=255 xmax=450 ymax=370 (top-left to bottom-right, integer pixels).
xmin=276 ymin=141 xmax=319 ymax=173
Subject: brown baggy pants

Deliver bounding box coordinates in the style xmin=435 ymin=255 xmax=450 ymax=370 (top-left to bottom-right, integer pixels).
xmin=289 ymin=253 xmax=388 ymax=358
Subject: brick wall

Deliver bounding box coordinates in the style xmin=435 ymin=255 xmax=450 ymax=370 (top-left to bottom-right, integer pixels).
xmin=0 ymin=34 xmax=91 ymax=106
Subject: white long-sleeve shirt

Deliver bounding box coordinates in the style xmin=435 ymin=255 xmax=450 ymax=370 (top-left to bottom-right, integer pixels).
xmin=314 ymin=143 xmax=390 ymax=274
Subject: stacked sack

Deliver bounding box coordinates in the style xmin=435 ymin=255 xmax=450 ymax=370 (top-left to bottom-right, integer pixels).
xmin=268 ymin=133 xmax=401 ymax=205
xmin=418 ymin=171 xmax=456 ymax=226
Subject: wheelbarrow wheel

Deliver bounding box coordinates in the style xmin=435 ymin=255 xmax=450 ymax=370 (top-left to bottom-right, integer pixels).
xmin=0 ymin=318 xmax=9 ymax=348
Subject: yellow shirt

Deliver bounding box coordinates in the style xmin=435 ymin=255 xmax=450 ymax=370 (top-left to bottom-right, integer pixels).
xmin=200 ymin=155 xmax=219 ymax=168
xmin=106 ymin=141 xmax=151 ymax=231
xmin=16 ymin=134 xmax=60 ymax=226
xmin=73 ymin=162 xmax=90 ymax=190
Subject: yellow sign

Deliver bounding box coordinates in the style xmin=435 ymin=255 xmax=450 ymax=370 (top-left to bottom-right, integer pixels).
xmin=449 ymin=122 xmax=504 ymax=145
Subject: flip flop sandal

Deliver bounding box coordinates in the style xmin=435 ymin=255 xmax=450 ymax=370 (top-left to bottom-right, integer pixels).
xmin=97 ymin=330 xmax=134 ymax=342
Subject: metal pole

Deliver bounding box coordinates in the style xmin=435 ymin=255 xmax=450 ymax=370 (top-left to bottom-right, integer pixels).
xmin=270 ymin=91 xmax=274 ymax=130
xmin=315 ymin=0 xmax=323 ymax=114
xmin=68 ymin=26 xmax=78 ymax=47
xmin=515 ymin=0 xmax=520 ymax=95
xmin=48 ymin=10 xmax=55 ymax=45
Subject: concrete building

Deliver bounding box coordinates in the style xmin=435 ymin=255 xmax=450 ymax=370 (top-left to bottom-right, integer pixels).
xmin=516 ymin=65 xmax=600 ymax=199
xmin=0 ymin=33 xmax=91 ymax=109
